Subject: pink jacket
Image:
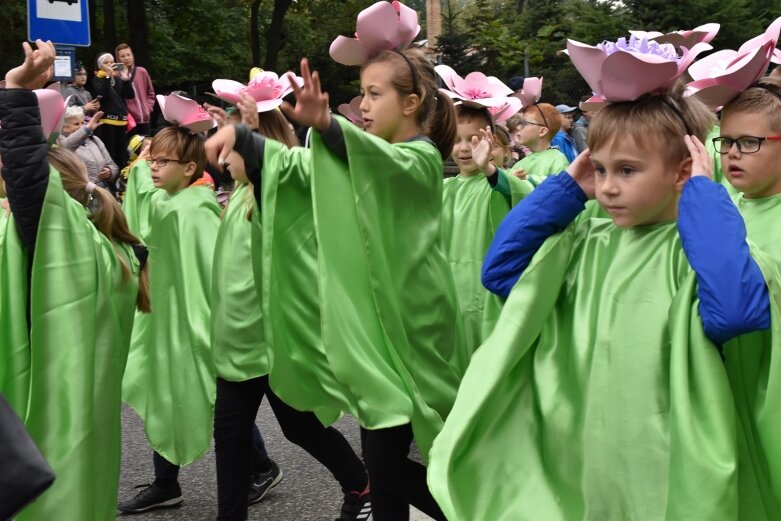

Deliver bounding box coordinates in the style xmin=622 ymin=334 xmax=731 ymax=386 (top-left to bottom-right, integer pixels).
xmin=128 ymin=65 xmax=155 ymax=124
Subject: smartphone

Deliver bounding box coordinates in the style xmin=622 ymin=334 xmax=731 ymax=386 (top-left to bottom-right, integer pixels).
xmin=95 ymin=95 xmax=103 ymax=102
xmin=112 ymin=63 xmax=126 ymax=72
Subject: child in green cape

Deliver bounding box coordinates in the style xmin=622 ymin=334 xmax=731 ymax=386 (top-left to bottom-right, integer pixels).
xmin=119 ymin=119 xmax=222 ymax=511
xmin=429 ymin=32 xmax=781 ymax=520
xmin=508 ymin=102 xmax=571 ymax=185
xmin=0 ymin=40 xmax=150 ymax=521
xmin=206 ymin=45 xmax=465 ymax=521
xmin=442 ymin=104 xmax=531 ymax=354
xmin=209 ymin=90 xmax=369 ymax=520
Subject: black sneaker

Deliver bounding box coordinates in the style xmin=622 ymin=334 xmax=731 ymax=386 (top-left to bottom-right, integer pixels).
xmin=117 ymin=482 xmax=183 ymax=513
xmin=248 ymin=460 xmax=283 ymax=505
xmin=336 ymin=490 xmax=372 ymax=520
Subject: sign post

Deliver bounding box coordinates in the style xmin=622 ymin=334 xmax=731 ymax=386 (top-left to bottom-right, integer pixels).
xmin=28 ymin=0 xmax=91 ymax=47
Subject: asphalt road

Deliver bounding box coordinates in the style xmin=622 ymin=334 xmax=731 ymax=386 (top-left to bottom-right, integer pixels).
xmin=117 ymin=403 xmax=434 ymax=521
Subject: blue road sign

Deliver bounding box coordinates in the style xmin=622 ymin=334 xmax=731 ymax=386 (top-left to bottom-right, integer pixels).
xmin=28 ymin=0 xmax=91 ymax=47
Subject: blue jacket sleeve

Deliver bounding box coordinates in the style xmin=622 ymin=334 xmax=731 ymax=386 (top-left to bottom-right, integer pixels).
xmin=678 ymin=176 xmax=770 ymax=344
xmin=482 ymin=173 xmax=587 ymax=298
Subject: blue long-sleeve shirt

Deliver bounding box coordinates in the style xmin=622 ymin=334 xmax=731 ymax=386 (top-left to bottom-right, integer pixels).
xmin=481 ymin=173 xmax=770 ymax=344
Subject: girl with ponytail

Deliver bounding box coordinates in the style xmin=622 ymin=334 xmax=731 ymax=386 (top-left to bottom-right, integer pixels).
xmin=206 ymin=4 xmax=465 ymax=519
xmin=0 ymin=40 xmax=148 ymax=521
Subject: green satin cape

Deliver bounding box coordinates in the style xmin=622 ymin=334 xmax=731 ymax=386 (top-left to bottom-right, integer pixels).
xmin=441 ymin=171 xmax=531 ymax=354
xmin=723 ymin=191 xmax=781 ymax=518
xmin=309 ymin=118 xmax=467 ymax=459
xmin=508 ymin=148 xmax=570 ymax=186
xmin=122 ymin=161 xmax=221 ymax=466
xmin=2 ymin=169 xmax=139 ymax=521
xmin=0 ymin=212 xmax=30 ymax=415
xmin=211 ymin=183 xmax=270 ymax=382
xmin=429 ymin=218 xmax=781 ymax=520
xmin=252 ymin=140 xmax=352 ymax=425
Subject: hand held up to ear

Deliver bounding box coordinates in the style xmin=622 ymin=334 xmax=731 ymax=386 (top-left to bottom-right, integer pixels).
xmin=204 ymin=104 xmax=229 ymax=129
xmin=566 ymin=149 xmax=596 ymax=199
xmin=684 ymin=135 xmax=712 ymax=179
xmin=280 ymin=58 xmax=331 ymax=133
xmin=5 ymin=39 xmax=55 ymax=90
xmin=472 ymin=126 xmax=496 ymax=177
xmin=205 ymin=125 xmax=237 ymax=168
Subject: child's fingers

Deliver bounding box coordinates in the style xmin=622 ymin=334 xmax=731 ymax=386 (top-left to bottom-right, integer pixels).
xmin=312 ymin=70 xmax=322 ymax=96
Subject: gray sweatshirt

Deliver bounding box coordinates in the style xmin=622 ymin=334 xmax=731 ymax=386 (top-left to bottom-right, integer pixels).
xmin=58 ymin=127 xmax=119 ymax=184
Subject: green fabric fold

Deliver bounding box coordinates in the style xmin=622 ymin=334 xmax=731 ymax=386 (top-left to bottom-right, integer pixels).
xmin=122 ymin=161 xmax=221 ymax=466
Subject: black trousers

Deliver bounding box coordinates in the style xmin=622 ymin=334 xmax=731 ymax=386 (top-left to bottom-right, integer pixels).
xmin=94 ymin=123 xmax=129 ymax=171
xmin=152 ymin=425 xmax=267 ymax=481
xmin=213 ymin=375 xmax=368 ymax=521
xmin=362 ymin=424 xmax=446 ymax=521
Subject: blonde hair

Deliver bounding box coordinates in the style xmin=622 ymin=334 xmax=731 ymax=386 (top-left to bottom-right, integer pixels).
xmin=150 ymin=126 xmax=207 ymax=182
xmin=47 ymin=147 xmax=150 ymax=312
xmin=362 ymin=48 xmax=457 ymax=159
xmin=588 ymin=82 xmax=715 ymax=167
xmin=722 ymin=76 xmax=781 ymax=134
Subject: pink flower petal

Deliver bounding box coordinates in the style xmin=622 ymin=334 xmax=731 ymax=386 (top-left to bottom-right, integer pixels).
xmin=329 ymin=35 xmax=374 ymax=67
xmin=255 ymin=99 xmax=284 ymax=113
xmin=355 ymin=2 xmax=403 ymax=54
xmin=599 ymin=51 xmax=678 ymax=101
xmin=211 ymin=79 xmax=245 ymax=105
xmin=434 ymin=65 xmax=460 ymax=91
xmin=566 ymin=39 xmax=608 ymax=95
xmin=393 ymin=1 xmax=421 ymax=49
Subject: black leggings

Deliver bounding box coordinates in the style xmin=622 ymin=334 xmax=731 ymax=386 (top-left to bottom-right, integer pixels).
xmin=362 ymin=424 xmax=446 ymax=521
xmin=213 ymin=375 xmax=368 ymax=521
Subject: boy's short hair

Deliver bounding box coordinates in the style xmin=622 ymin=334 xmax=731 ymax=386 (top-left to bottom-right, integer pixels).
xmin=521 ymin=103 xmax=562 ymax=139
xmin=150 ymin=126 xmax=207 ymax=183
xmin=722 ymin=76 xmax=781 ymax=134
xmin=64 ymin=105 xmax=85 ymax=120
xmin=588 ymin=83 xmax=715 ymax=168
xmin=455 ymin=104 xmax=495 ymax=131
xmin=505 ymin=114 xmax=523 ymax=133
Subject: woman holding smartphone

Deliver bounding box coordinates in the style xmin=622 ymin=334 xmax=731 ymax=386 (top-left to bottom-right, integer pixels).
xmin=91 ymin=52 xmax=135 ymax=171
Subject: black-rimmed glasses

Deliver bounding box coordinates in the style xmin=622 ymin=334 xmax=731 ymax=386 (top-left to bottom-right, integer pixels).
xmin=519 ymin=120 xmax=546 ymax=129
xmin=712 ymin=136 xmax=781 ymax=154
xmin=146 ymin=158 xmax=187 ymax=168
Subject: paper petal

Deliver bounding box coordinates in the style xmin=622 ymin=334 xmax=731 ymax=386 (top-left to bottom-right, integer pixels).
xmin=566 ymin=39 xmax=608 ymax=95
xmin=599 ymin=52 xmax=678 ymax=101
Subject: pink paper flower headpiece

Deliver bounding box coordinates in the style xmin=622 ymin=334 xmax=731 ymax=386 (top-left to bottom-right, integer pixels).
xmin=329 ymin=1 xmax=420 ymax=66
xmin=434 ymin=65 xmax=523 ymax=123
xmin=509 ymin=77 xmax=543 ymax=109
xmin=629 ymin=23 xmax=720 ymax=50
xmin=157 ymin=93 xmax=215 ymax=134
xmin=337 ymin=96 xmax=365 ymax=128
xmin=566 ymin=34 xmax=711 ymax=108
xmin=212 ymin=70 xmax=303 ymax=113
xmin=686 ymin=17 xmax=781 ymax=110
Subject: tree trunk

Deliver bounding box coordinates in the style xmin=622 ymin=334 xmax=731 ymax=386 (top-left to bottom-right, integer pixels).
xmin=126 ymin=0 xmax=150 ymax=67
xmin=263 ymin=0 xmax=293 ymax=72
xmin=250 ymin=0 xmax=262 ymax=67
xmin=89 ymin=0 xmax=100 ymax=49
xmin=103 ymin=0 xmax=117 ymax=52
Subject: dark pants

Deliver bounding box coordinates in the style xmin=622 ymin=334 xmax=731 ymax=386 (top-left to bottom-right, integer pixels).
xmin=152 ymin=425 xmax=267 ymax=482
xmin=362 ymin=425 xmax=446 ymax=521
xmin=94 ymin=123 xmax=128 ymax=171
xmin=213 ymin=375 xmax=368 ymax=521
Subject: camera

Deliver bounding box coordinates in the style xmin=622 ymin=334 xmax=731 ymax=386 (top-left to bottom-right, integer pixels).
xmin=112 ymin=63 xmax=126 ymax=72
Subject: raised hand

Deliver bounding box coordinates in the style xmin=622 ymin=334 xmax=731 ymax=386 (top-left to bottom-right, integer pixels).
xmin=281 ymin=58 xmax=331 ymax=132
xmin=237 ymin=93 xmax=260 ymax=130
xmin=205 ymin=125 xmax=237 ymax=167
xmin=87 ymin=111 xmax=104 ymax=131
xmin=565 ymin=149 xmax=595 ymax=199
xmin=684 ymin=135 xmax=712 ymax=179
xmin=471 ymin=126 xmax=495 ymax=176
xmin=204 ymin=104 xmax=229 ymax=129
xmin=5 ymin=39 xmax=55 ymax=90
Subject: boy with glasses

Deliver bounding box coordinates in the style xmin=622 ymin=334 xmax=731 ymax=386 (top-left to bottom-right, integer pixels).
xmin=508 ymin=103 xmax=570 ymax=185
xmin=120 ymin=126 xmax=222 ymax=513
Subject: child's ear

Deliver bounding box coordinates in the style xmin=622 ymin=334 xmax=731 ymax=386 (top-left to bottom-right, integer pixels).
xmin=538 ymin=126 xmax=550 ymax=139
xmin=674 ymin=157 xmax=693 ymax=192
xmin=402 ymin=93 xmax=421 ymax=117
xmin=183 ymin=161 xmax=197 ymax=179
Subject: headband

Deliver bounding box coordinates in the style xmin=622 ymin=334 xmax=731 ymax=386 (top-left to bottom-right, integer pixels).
xmin=394 ymin=50 xmax=419 ymax=95
xmin=660 ymin=98 xmax=692 ymax=135
xmin=748 ymin=82 xmax=781 ymax=103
